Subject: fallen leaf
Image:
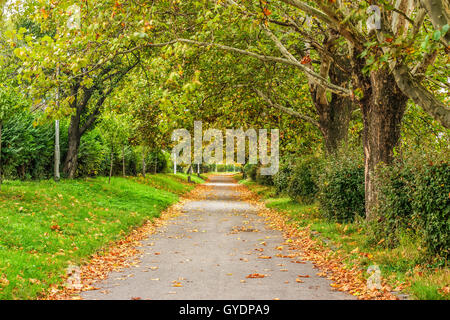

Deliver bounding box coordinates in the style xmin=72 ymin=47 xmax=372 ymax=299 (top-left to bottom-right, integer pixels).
xmin=246 ymin=273 xmax=266 ymax=279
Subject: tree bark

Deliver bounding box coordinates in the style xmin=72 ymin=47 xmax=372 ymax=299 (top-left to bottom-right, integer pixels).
xmin=362 ymin=68 xmax=409 ymax=220
xmin=122 ymin=145 xmax=126 ymax=177
xmin=142 ymin=150 xmax=146 ymax=178
xmin=54 ymin=120 xmax=60 ymax=181
xmin=313 ymin=64 xmax=353 ymax=154
xmin=109 ymin=148 xmax=114 ymax=184
xmin=63 ymin=112 xmax=82 ymax=179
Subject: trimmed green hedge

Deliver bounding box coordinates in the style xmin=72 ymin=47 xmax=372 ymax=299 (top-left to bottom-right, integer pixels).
xmin=318 ymin=156 xmax=365 ymax=222
xmin=273 ymin=161 xmax=292 ymax=195
xmin=287 ymin=157 xmax=318 ymax=204
xmin=374 ymin=156 xmax=449 ymax=259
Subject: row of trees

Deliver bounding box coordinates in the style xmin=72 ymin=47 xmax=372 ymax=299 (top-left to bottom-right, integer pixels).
xmin=0 ymin=1 xmax=448 ymax=222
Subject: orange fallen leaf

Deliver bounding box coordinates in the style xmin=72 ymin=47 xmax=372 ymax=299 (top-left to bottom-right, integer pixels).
xmin=246 ymin=273 xmax=265 ymax=279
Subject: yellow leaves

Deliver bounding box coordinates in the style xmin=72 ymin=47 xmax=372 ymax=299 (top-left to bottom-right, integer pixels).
xmin=246 ymin=273 xmax=266 ymax=279
xmin=40 ymin=8 xmax=49 ymax=19
xmin=258 ymin=256 xmax=272 ymax=259
xmin=351 ymin=247 xmax=359 ymax=254
xmin=295 ymin=278 xmax=304 ymax=283
xmin=172 ymin=281 xmax=183 ymax=287
xmin=0 ymin=275 xmax=9 ymax=287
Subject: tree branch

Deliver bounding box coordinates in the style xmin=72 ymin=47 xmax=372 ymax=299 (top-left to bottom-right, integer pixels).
xmin=176 ymin=38 xmax=351 ymax=96
xmin=393 ymin=64 xmax=450 ymax=129
xmin=254 ymin=88 xmax=320 ymax=128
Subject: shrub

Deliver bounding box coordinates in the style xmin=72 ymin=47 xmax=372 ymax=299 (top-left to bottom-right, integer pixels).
xmin=255 ymin=166 xmax=274 ymax=186
xmin=76 ymin=128 xmax=108 ymax=177
xmin=373 ymin=153 xmax=449 ymax=259
xmin=287 ymin=157 xmax=318 ymax=204
xmin=273 ymin=161 xmax=292 ymax=195
xmin=318 ymin=155 xmax=365 ymax=222
xmin=373 ymin=161 xmax=415 ymax=248
xmin=2 ymin=111 xmax=56 ymax=180
xmin=412 ymin=161 xmax=449 ymax=259
xmin=244 ymin=163 xmax=257 ymax=181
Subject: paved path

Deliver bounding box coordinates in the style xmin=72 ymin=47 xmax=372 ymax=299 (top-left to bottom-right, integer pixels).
xmin=82 ymin=175 xmax=353 ymax=300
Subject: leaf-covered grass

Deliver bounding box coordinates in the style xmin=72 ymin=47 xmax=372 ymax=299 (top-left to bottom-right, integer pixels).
xmin=0 ymin=174 xmax=203 ymax=300
xmin=241 ymin=178 xmax=449 ymax=300
xmin=129 ymin=173 xmax=204 ymax=195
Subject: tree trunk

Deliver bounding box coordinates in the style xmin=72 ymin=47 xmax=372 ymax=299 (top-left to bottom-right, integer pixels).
xmin=362 ymin=69 xmax=409 ymax=220
xmin=142 ymin=150 xmax=146 ymax=178
xmin=307 ymin=33 xmax=353 ymax=155
xmin=314 ymin=90 xmax=352 ymax=154
xmin=54 ymin=120 xmax=60 ymax=181
xmin=63 ymin=114 xmax=81 ymax=179
xmin=154 ymin=154 xmax=157 ymax=174
xmin=109 ymin=148 xmax=114 ymax=184
xmin=122 ymin=145 xmax=126 ymax=177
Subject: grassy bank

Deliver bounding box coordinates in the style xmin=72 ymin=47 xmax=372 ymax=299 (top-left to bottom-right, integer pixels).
xmin=0 ymin=174 xmax=204 ymax=300
xmin=236 ymin=175 xmax=449 ymax=300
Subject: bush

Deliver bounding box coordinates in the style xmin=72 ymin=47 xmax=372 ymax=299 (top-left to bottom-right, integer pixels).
xmin=412 ymin=161 xmax=449 ymax=259
xmin=287 ymin=157 xmax=318 ymax=204
xmin=373 ymin=153 xmax=449 ymax=259
xmin=255 ymin=166 xmax=274 ymax=186
xmin=373 ymin=162 xmax=414 ymax=248
xmin=318 ymin=155 xmax=365 ymax=222
xmin=244 ymin=163 xmax=257 ymax=181
xmin=273 ymin=161 xmax=292 ymax=195
xmin=76 ymin=128 xmax=108 ymax=177
xmin=2 ymin=111 xmax=56 ymax=180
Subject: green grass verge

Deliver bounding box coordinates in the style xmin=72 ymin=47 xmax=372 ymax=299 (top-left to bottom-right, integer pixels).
xmin=240 ymin=178 xmax=449 ymax=300
xmin=0 ymin=174 xmax=203 ymax=299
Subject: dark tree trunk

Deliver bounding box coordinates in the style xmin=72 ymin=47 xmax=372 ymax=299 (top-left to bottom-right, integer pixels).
xmin=109 ymin=148 xmax=114 ymax=184
xmin=307 ymin=32 xmax=353 ymax=155
xmin=63 ymin=113 xmax=81 ymax=179
xmin=54 ymin=120 xmax=60 ymax=181
xmin=122 ymin=145 xmax=126 ymax=177
xmin=362 ymin=69 xmax=408 ymax=220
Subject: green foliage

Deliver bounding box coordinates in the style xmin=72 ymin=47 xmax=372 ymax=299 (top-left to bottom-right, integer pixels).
xmin=243 ymin=163 xmax=257 ymax=181
xmin=2 ymin=111 xmax=55 ymax=180
xmin=255 ymin=166 xmax=274 ymax=186
xmin=373 ymin=161 xmax=415 ymax=248
xmin=287 ymin=157 xmax=318 ymax=204
xmin=76 ymin=128 xmax=108 ymax=177
xmin=318 ymin=155 xmax=365 ymax=222
xmin=273 ymin=161 xmax=293 ymax=195
xmin=373 ymin=151 xmax=449 ymax=260
xmin=413 ymin=161 xmax=449 ymax=259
